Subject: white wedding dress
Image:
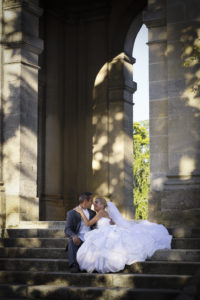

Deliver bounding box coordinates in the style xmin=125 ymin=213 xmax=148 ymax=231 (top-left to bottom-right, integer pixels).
xmin=77 ymin=202 xmax=172 ymax=273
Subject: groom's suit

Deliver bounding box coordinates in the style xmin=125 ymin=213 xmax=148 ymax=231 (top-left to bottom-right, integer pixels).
xmin=65 ymin=208 xmax=96 ymax=267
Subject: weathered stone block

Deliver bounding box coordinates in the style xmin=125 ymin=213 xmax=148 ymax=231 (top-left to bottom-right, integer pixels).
xmin=150 ymin=117 xmax=168 ymax=136
xmin=6 ymin=212 xmax=20 ymax=227
xmin=150 ymin=172 xmax=168 ymax=191
xmin=167 ymin=21 xmax=198 ymax=42
xmin=148 ymin=26 xmax=167 ymax=43
xmin=168 ymin=79 xmax=187 ymax=98
xmin=149 ymin=61 xmax=167 ymax=82
xmin=168 ymin=114 xmax=200 ymax=153
xmin=149 ymin=190 xmax=200 ymax=226
xmin=168 ymin=151 xmax=200 ymax=176
xmin=3 ymin=7 xmax=22 ymax=35
xmin=168 ymin=97 xmax=200 ymax=116
xmin=150 ymin=99 xmax=168 ymax=118
xmin=150 ymin=153 xmax=168 ymax=172
xmin=150 ymin=80 xmax=167 ymax=100
xmin=149 ymin=43 xmax=167 ymax=64
xmin=167 ymin=0 xmax=186 ymax=23
xmin=185 ymin=0 xmax=200 ymax=20
xmin=168 ymin=59 xmax=186 ymax=80
xmin=20 ymin=197 xmax=39 ymax=220
xmin=3 ymin=80 xmax=21 ymax=114
xmin=161 ymin=190 xmax=200 ymax=210
xmin=3 ymin=63 xmax=21 ymax=81
xmin=150 ymin=135 xmax=168 ymax=153
xmin=6 ymin=195 xmax=19 ymax=214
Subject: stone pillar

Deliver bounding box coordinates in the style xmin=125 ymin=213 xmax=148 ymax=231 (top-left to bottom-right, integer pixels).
xmin=92 ymin=52 xmax=136 ymax=219
xmin=163 ymin=0 xmax=200 ymax=225
xmin=144 ymin=0 xmax=200 ymax=226
xmin=143 ymin=0 xmax=169 ymax=220
xmin=2 ymin=0 xmax=43 ymax=227
xmin=0 ymin=0 xmax=6 ymax=229
xmin=109 ymin=53 xmax=136 ymax=218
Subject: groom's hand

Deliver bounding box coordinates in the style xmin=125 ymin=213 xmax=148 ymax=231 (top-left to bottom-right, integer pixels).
xmin=72 ymin=235 xmax=81 ymax=246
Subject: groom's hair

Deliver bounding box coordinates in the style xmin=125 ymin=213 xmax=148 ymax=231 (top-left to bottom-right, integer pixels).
xmin=79 ymin=192 xmax=92 ymax=203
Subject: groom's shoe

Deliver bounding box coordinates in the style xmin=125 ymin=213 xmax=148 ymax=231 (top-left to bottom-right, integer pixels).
xmin=70 ymin=263 xmax=80 ymax=273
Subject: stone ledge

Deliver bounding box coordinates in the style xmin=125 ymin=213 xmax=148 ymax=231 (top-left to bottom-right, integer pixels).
xmin=2 ymin=32 xmax=43 ymax=55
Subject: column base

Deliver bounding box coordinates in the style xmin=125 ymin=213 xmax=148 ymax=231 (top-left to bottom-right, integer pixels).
xmin=5 ymin=195 xmax=39 ymax=228
xmin=149 ymin=190 xmax=200 ymax=226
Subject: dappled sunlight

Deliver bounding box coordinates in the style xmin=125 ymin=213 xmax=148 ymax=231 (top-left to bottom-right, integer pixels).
xmin=94 ymin=63 xmax=108 ymax=89
xmin=166 ymin=43 xmax=175 ymax=55
xmin=91 ymin=51 xmax=134 ymax=210
xmin=179 ymin=155 xmax=195 ymax=176
xmin=151 ymin=176 xmax=165 ymax=191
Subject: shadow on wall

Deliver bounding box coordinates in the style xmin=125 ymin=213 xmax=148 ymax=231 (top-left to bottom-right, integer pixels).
xmin=0 ymin=11 xmax=40 ymax=226
xmin=149 ymin=16 xmax=200 ymax=226
xmin=168 ymin=23 xmax=200 ymax=181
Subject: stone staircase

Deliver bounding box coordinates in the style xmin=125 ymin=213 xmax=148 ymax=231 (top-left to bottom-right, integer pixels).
xmin=0 ymin=223 xmax=200 ymax=300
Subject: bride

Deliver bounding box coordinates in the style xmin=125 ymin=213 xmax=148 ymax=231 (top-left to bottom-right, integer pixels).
xmin=75 ymin=197 xmax=172 ymax=273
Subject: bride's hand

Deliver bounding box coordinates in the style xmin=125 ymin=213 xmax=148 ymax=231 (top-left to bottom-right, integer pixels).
xmin=74 ymin=206 xmax=82 ymax=213
xmin=98 ymin=209 xmax=104 ymax=217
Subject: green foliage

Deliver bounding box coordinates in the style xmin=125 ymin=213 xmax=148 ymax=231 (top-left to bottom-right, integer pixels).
xmin=133 ymin=121 xmax=150 ymax=220
xmin=183 ymin=43 xmax=200 ymax=67
xmin=183 ymin=39 xmax=200 ymax=93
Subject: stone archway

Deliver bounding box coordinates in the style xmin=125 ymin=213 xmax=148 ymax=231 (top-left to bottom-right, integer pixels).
xmin=37 ymin=0 xmax=147 ymax=221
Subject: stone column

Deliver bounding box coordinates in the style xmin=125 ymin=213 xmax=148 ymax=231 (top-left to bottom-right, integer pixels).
xmin=0 ymin=0 xmax=6 ymax=229
xmin=162 ymin=0 xmax=200 ymax=225
xmin=92 ymin=52 xmax=136 ymax=219
xmin=2 ymin=0 xmax=43 ymax=226
xmin=143 ymin=0 xmax=169 ymax=221
xmin=144 ymin=0 xmax=200 ymax=226
xmin=109 ymin=53 xmax=136 ymax=218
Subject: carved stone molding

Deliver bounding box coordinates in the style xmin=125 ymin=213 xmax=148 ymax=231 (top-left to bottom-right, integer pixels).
xmin=2 ymin=32 xmax=43 ymax=55
xmin=3 ymin=0 xmax=43 ymax=17
xmin=143 ymin=9 xmax=166 ymax=28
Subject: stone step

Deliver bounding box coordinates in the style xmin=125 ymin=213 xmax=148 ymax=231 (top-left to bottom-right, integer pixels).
xmin=0 ymin=270 xmax=191 ymax=289
xmin=16 ymin=221 xmax=66 ymax=229
xmin=1 ymin=237 xmax=200 ymax=249
xmin=1 ymin=226 xmax=200 ymax=238
xmin=0 ymin=248 xmax=67 ymax=259
xmin=125 ymin=261 xmax=200 ymax=275
xmin=1 ymin=229 xmax=65 ymax=238
xmin=150 ymin=249 xmax=200 ymax=261
xmin=155 ymin=209 xmax=200 ymax=227
xmin=0 ymin=258 xmax=69 ymax=272
xmin=0 ymin=238 xmax=67 ymax=248
xmin=172 ymin=238 xmax=200 ymax=249
xmin=0 ymin=284 xmax=181 ymax=300
xmin=1 ymin=248 xmax=200 ymax=262
xmin=0 ymin=258 xmax=199 ymax=275
xmin=168 ymin=227 xmax=200 ymax=238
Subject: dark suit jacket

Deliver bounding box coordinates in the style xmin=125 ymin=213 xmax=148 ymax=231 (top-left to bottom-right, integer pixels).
xmin=64 ymin=208 xmax=96 ymax=239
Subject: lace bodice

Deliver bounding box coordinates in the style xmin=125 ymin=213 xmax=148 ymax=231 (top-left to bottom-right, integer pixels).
xmin=96 ymin=217 xmax=110 ymax=229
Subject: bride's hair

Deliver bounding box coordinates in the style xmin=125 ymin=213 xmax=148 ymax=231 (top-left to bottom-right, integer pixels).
xmin=96 ymin=197 xmax=107 ymax=209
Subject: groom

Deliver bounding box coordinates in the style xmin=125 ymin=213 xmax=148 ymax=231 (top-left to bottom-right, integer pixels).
xmin=64 ymin=192 xmax=96 ymax=272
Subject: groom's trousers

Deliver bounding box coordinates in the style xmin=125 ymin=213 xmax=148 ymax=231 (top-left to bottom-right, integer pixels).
xmin=68 ymin=238 xmax=83 ymax=267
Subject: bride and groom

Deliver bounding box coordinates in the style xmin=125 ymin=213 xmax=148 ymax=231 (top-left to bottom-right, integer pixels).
xmin=64 ymin=192 xmax=172 ymax=273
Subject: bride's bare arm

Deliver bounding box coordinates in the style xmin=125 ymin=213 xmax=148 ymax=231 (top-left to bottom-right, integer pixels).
xmin=104 ymin=210 xmax=115 ymax=225
xmin=74 ymin=207 xmax=103 ymax=226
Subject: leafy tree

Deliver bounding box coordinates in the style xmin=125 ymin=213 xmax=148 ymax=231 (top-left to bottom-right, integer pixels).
xmin=183 ymin=39 xmax=200 ymax=93
xmin=133 ymin=121 xmax=150 ymax=219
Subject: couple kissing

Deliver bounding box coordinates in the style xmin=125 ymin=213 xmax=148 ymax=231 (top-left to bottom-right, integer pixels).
xmin=64 ymin=192 xmax=172 ymax=274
